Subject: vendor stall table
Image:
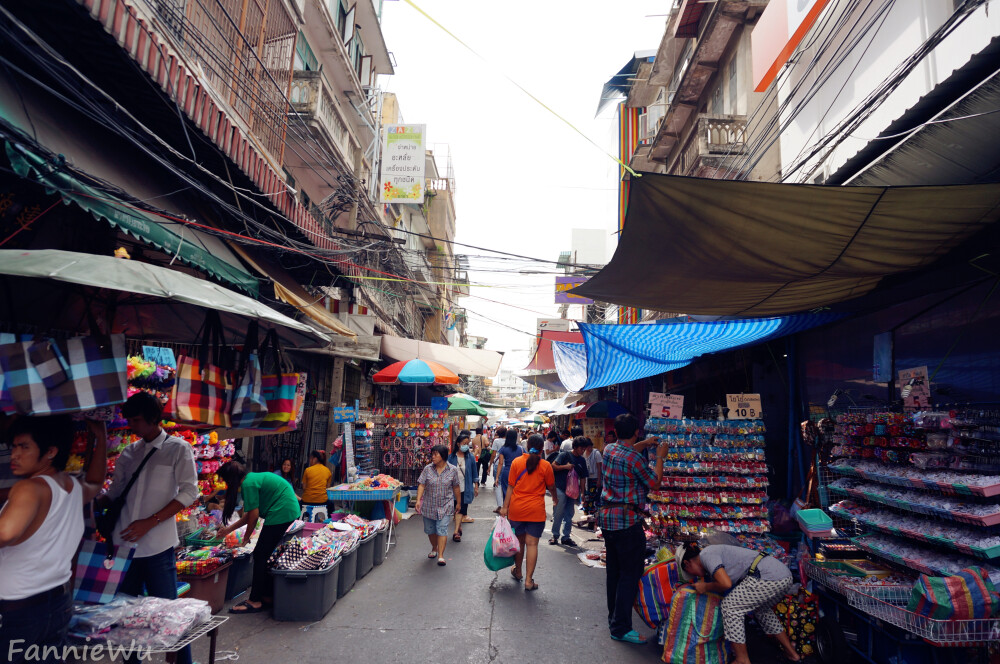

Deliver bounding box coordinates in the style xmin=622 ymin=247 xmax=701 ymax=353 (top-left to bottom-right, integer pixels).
xmin=105 ymin=616 xmax=228 ymax=664
xmin=327 ymin=486 xmax=401 ymax=556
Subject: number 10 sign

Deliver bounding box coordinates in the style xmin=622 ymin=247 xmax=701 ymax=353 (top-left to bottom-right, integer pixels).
xmin=726 ymin=394 xmax=762 ymax=420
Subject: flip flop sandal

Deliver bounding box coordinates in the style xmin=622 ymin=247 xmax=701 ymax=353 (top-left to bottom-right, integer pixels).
xmin=428 ymin=551 xmax=438 ymax=558
xmin=228 ymin=600 xmax=265 ymax=614
xmin=524 ymin=581 xmax=539 ymax=591
xmin=453 ymin=534 xmax=462 ymax=542
xmin=511 ymin=568 xmax=523 ymax=582
xmin=437 ymin=558 xmax=447 ymax=566
xmin=548 ymin=538 xmax=558 ymax=545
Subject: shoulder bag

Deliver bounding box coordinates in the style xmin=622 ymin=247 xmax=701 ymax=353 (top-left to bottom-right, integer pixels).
xmin=94 ymin=448 xmax=157 ymax=547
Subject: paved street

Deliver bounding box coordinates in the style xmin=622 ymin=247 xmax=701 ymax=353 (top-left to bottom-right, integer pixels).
xmin=207 ymin=488 xmax=664 ymax=664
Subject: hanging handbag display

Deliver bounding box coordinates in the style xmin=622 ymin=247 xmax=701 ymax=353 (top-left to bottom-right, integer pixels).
xmin=73 ymin=538 xmax=136 ymax=605
xmin=94 ymin=448 xmax=157 ymax=544
xmin=0 ymin=328 xmax=127 ymax=416
xmin=253 ymin=329 xmax=300 ymax=431
xmin=170 ymin=311 xmax=233 ymax=427
xmin=229 ymin=320 xmax=268 ymax=428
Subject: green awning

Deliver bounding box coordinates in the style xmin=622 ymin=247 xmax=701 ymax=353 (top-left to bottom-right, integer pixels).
xmin=6 ymin=142 xmax=259 ymax=296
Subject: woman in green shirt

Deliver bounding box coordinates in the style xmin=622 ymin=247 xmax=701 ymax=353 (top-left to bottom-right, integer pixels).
xmin=216 ymin=460 xmax=300 ymax=614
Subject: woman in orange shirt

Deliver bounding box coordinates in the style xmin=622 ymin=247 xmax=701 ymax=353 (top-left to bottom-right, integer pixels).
xmin=499 ymin=434 xmax=556 ymax=591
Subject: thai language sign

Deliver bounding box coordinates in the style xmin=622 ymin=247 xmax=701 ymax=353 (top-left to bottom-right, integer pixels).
xmin=380 ymin=124 xmax=426 ymax=203
xmin=649 ymin=392 xmax=684 ymax=419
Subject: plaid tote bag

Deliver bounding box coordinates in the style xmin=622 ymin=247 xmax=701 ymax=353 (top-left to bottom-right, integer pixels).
xmin=171 ymin=312 xmax=233 ymax=427
xmin=0 ymin=334 xmax=127 ymax=416
xmin=253 ymin=329 xmax=298 ymax=431
xmin=229 ymin=321 xmax=268 ymax=428
xmin=73 ymin=539 xmax=136 ymax=604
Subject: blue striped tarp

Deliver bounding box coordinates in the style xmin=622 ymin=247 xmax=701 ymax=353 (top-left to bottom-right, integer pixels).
xmin=551 ymin=314 xmax=841 ymax=392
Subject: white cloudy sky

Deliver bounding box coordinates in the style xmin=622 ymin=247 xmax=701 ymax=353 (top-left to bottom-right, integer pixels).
xmin=380 ymin=0 xmax=665 ymax=373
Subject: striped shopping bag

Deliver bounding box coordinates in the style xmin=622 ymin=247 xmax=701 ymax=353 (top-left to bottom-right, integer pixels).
xmin=170 ymin=312 xmax=232 ymax=427
xmin=908 ymin=567 xmax=1000 ymax=620
xmin=73 ymin=539 xmax=135 ymax=604
xmin=252 ymin=329 xmax=297 ymax=431
xmin=229 ymin=321 xmax=268 ymax=428
xmin=0 ymin=334 xmax=127 ymax=416
xmin=662 ymin=587 xmax=726 ymax=664
xmin=635 ymin=559 xmax=681 ymax=628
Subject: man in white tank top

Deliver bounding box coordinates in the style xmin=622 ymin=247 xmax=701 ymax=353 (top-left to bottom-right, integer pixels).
xmin=0 ymin=415 xmax=107 ymax=663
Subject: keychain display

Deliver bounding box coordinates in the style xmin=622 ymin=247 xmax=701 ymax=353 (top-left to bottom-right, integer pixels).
xmin=360 ymin=408 xmax=457 ymax=485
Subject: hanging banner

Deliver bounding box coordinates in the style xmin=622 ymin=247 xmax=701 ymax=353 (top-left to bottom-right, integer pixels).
xmin=556 ymin=276 xmax=594 ymax=304
xmin=380 ymin=124 xmax=426 ymax=203
xmin=726 ymin=394 xmax=762 ymax=420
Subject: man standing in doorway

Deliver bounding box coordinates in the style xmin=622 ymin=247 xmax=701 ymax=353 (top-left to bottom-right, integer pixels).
xmin=599 ymin=413 xmax=667 ymax=644
xmin=112 ymin=392 xmax=199 ymax=664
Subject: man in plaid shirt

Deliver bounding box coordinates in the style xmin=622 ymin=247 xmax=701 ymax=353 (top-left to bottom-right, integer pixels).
xmin=598 ymin=413 xmax=668 ymax=644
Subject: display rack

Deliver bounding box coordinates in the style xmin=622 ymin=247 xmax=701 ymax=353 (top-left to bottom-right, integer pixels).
xmin=647 ymin=417 xmax=771 ymax=536
xmin=361 ymin=407 xmax=454 ymax=485
xmin=814 ymin=409 xmax=1000 ymax=646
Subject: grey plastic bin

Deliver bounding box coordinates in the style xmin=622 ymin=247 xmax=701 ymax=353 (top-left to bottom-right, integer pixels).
xmin=373 ymin=525 xmax=389 ymax=566
xmin=357 ymin=532 xmax=377 ymax=579
xmin=337 ymin=542 xmax=359 ymax=598
xmin=271 ymin=558 xmax=340 ymax=622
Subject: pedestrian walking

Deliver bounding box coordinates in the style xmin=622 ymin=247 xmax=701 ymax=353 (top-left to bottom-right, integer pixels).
xmin=678 ymin=543 xmax=800 ymax=664
xmin=549 ymin=436 xmax=589 ymax=546
xmin=492 ymin=429 xmax=524 ymax=503
xmin=415 ymin=444 xmax=462 ymax=566
xmin=543 ymin=429 xmax=560 ymax=459
xmin=579 ymin=438 xmax=602 ymax=529
xmin=217 ymin=460 xmax=300 ymax=614
xmin=473 ymin=427 xmax=493 ymax=485
xmin=499 ymin=434 xmax=555 ymax=591
xmin=599 ymin=413 xmax=668 ymax=644
xmin=447 ymin=430 xmax=479 ymax=542
xmin=0 ymin=416 xmax=107 ymax=664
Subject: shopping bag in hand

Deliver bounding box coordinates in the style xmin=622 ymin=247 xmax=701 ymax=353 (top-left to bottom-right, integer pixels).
xmin=662 ymin=586 xmax=726 ymax=664
xmin=483 ymin=524 xmax=515 ymax=571
xmin=565 ymin=468 xmax=581 ymax=500
xmin=491 ymin=516 xmax=520 ymax=557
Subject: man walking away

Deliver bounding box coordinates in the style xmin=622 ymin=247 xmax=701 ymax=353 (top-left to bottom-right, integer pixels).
xmin=473 ymin=428 xmax=492 ymax=485
xmin=549 ymin=437 xmax=590 ymax=546
xmin=599 ymin=414 xmax=667 ymax=644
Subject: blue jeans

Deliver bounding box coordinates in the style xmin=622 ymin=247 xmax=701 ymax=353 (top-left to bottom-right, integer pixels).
xmin=119 ymin=547 xmax=192 ymax=664
xmin=0 ymin=585 xmax=73 ymax=663
xmin=552 ymin=488 xmax=575 ymax=540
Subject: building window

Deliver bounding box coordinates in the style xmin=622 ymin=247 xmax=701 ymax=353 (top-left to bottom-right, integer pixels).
xmin=728 ymin=57 xmax=738 ymax=114
xmin=711 ymin=85 xmax=722 ymax=114
xmin=293 ymin=31 xmax=318 ymax=71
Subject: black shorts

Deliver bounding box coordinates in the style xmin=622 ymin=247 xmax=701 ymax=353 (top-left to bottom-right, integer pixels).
xmin=509 ymin=520 xmax=545 ymax=538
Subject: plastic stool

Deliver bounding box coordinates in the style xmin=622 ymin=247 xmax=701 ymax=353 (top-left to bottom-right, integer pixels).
xmin=301 ymin=505 xmax=329 ymax=522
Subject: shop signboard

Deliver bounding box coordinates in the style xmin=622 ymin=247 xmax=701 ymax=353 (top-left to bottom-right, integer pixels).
xmin=537 ymin=318 xmax=572 ymax=332
xmin=649 ymin=392 xmax=684 ymax=418
xmin=142 ymin=345 xmax=176 ymax=368
xmin=555 ymin=276 xmax=594 ymax=304
xmin=379 ymin=124 xmax=426 ymax=203
xmin=581 ymin=418 xmax=607 ymax=442
xmin=333 ymin=406 xmax=356 ymax=423
xmin=898 ymin=366 xmax=930 ymax=410
xmin=726 ymin=394 xmax=762 ymax=419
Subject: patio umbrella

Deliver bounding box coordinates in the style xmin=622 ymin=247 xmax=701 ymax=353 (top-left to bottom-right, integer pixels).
xmin=372 ymin=359 xmax=460 ymax=406
xmin=580 ymin=400 xmax=630 ymax=419
xmin=446 ymin=392 xmax=481 ymax=403
xmin=524 ymin=414 xmax=549 ymax=424
xmin=448 ymin=397 xmax=488 ymax=416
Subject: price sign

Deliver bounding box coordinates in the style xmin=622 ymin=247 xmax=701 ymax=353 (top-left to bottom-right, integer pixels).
xmin=649 ymin=393 xmax=684 ymax=418
xmin=726 ymin=394 xmax=762 ymax=420
xmin=333 ymin=407 xmax=356 ymax=423
xmin=142 ymin=345 xmax=176 ymax=368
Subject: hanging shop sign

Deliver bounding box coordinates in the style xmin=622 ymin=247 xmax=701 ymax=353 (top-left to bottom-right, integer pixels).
xmin=898 ymin=366 xmax=930 ymax=410
xmin=333 ymin=406 xmax=356 ymax=423
xmin=142 ymin=345 xmax=176 ymax=369
xmin=726 ymin=394 xmax=762 ymax=419
xmin=555 ymin=276 xmax=594 ymax=304
xmin=649 ymin=392 xmax=684 ymax=418
xmin=380 ymin=124 xmax=426 ymax=203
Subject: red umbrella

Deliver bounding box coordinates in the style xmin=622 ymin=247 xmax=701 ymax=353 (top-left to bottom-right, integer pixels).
xmin=372 ymin=359 xmax=459 ymax=406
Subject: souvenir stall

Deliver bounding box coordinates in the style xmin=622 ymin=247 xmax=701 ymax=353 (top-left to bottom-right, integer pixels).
xmin=801 ymin=408 xmax=1000 ymax=663
xmin=573 ymin=400 xmax=628 ymax=449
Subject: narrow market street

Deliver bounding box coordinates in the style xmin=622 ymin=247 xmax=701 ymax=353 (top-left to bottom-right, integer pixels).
xmin=207 ymin=495 xmax=665 ymax=664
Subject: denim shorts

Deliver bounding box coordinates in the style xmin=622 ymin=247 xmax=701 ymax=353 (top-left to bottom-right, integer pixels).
xmin=508 ymin=520 xmax=544 ymax=538
xmin=423 ymin=516 xmax=451 ymax=536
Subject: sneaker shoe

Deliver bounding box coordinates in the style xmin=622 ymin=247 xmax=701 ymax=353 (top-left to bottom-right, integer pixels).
xmin=560 ymin=537 xmax=577 ymax=547
xmin=610 ymin=630 xmax=647 ymax=644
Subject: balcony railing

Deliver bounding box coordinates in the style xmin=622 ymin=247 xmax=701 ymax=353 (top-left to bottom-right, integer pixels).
xmin=676 ymin=114 xmax=747 ymax=176
xmin=290 ymin=71 xmax=356 ymax=168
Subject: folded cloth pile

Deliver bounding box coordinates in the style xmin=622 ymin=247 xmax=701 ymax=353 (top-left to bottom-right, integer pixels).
xmin=70 ymin=596 xmax=211 ymax=649
xmin=269 ymin=525 xmax=362 ymax=571
xmin=339 ymin=514 xmax=388 ymax=538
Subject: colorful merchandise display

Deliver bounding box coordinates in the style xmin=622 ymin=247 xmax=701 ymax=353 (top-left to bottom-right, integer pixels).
xmin=68 ymin=596 xmax=211 ymax=649
xmin=647 ymin=418 xmax=771 ymax=537
xmin=361 ymin=407 xmax=457 ymax=484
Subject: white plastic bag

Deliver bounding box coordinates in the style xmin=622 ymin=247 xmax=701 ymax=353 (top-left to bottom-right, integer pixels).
xmin=491 ymin=516 xmax=520 ymax=557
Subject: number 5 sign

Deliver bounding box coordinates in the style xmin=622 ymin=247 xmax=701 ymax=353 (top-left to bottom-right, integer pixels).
xmin=726 ymin=394 xmax=762 ymax=420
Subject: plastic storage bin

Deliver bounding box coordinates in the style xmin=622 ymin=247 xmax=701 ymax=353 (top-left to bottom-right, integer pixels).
xmin=178 ymin=562 xmax=231 ymax=614
xmin=337 ymin=543 xmax=359 ymax=598
xmin=357 ymin=532 xmax=377 ymax=579
xmin=271 ymin=559 xmax=341 ymax=622
xmin=224 ymin=553 xmax=253 ymax=601
xmin=373 ymin=524 xmax=389 ymax=566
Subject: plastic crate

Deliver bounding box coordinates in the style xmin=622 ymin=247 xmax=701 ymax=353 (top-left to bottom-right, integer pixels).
xmin=271 ymin=559 xmax=340 ymax=622
xmin=337 ymin=543 xmax=359 ymax=598
xmin=796 ymin=509 xmax=833 ymax=530
xmin=178 ymin=562 xmax=231 ymax=614
xmin=184 ymin=527 xmax=224 ymax=547
xmin=224 ymin=553 xmax=253 ymax=601
xmin=373 ymin=525 xmax=388 ymax=566
xmin=357 ymin=532 xmax=377 ymax=579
